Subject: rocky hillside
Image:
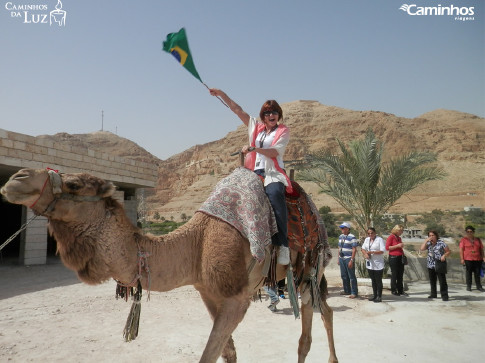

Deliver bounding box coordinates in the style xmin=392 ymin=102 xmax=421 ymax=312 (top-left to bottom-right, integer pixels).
xmin=40 ymin=102 xmax=484 ymax=219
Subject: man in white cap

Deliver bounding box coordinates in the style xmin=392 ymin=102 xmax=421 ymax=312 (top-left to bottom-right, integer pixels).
xmin=338 ymin=222 xmax=359 ymax=298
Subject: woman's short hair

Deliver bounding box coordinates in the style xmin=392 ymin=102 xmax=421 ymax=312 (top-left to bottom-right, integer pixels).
xmin=390 ymin=224 xmax=404 ymax=235
xmin=259 ymin=100 xmax=283 ymax=121
xmin=367 ymin=227 xmax=376 ymax=233
xmin=465 ymin=225 xmax=475 ymax=232
xmin=428 ymin=230 xmax=440 ymax=239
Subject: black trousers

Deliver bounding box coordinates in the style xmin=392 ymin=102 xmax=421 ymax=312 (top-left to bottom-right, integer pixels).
xmin=389 ymin=255 xmax=404 ymax=294
xmin=465 ymin=260 xmax=483 ymax=289
xmin=428 ymin=268 xmax=448 ymax=298
xmin=367 ymin=269 xmax=383 ymax=298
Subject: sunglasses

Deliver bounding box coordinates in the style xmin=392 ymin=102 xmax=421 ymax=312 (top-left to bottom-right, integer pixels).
xmin=466 ymin=230 xmax=474 ymax=233
xmin=263 ymin=111 xmax=279 ymax=117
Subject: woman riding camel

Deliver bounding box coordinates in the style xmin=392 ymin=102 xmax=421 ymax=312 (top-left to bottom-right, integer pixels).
xmin=209 ymin=88 xmax=291 ymax=265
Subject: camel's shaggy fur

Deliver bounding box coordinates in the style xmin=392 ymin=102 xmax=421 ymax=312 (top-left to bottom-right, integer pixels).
xmin=1 ymin=168 xmax=338 ymax=363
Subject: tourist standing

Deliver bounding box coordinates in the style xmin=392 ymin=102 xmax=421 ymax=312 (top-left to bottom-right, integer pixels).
xmin=459 ymin=226 xmax=484 ymax=292
xmin=386 ymin=224 xmax=406 ymax=296
xmin=420 ymin=230 xmax=451 ymax=301
xmin=362 ymin=227 xmax=386 ymax=303
xmin=337 ymin=222 xmax=359 ymax=298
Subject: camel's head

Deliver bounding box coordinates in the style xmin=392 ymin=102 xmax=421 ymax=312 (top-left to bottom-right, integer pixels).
xmin=1 ymin=168 xmax=116 ymax=219
xmin=2 ymin=168 xmax=124 ymax=284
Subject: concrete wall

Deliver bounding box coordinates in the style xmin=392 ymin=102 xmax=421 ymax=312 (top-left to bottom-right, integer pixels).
xmin=0 ymin=128 xmax=157 ymax=188
xmin=20 ymin=209 xmax=48 ymax=265
xmin=1 ymin=128 xmax=158 ymax=265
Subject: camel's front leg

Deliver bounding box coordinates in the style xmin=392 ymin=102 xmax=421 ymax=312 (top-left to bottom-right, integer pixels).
xmin=199 ymin=292 xmax=250 ymax=363
xmin=320 ymin=300 xmax=338 ymax=363
xmin=199 ymin=291 xmax=238 ymax=363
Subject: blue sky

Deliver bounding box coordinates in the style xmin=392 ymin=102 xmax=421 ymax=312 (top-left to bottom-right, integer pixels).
xmin=1 ymin=0 xmax=483 ymax=160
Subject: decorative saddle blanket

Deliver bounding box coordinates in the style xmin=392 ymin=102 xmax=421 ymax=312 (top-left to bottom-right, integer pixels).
xmin=286 ymin=181 xmax=332 ymax=268
xmin=198 ymin=167 xmax=277 ymax=262
xmin=198 ymin=167 xmax=332 ymax=267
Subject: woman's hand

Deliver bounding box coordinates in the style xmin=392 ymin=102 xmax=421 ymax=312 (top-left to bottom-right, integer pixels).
xmin=241 ymin=145 xmax=255 ymax=154
xmin=209 ymin=88 xmax=224 ymax=97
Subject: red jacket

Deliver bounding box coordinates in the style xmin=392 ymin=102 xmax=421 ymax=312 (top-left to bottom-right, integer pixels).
xmin=244 ymin=122 xmax=293 ymax=194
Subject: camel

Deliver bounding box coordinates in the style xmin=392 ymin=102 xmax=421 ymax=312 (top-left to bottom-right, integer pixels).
xmin=1 ymin=168 xmax=338 ymax=363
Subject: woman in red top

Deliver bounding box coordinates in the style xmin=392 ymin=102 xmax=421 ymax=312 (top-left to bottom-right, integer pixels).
xmin=459 ymin=226 xmax=484 ymax=292
xmin=386 ymin=224 xmax=406 ymax=296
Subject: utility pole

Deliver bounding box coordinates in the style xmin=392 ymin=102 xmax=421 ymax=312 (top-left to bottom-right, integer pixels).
xmin=101 ymin=110 xmax=104 ymax=131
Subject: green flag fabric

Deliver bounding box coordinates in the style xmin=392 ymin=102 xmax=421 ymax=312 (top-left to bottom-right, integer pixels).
xmin=162 ymin=28 xmax=202 ymax=82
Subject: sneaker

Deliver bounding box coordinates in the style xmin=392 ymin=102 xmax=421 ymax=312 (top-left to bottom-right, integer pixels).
xmin=442 ymin=296 xmax=449 ymax=301
xmin=428 ymin=295 xmax=437 ymax=299
xmin=277 ymin=246 xmax=290 ymax=265
xmin=267 ymin=300 xmax=280 ymax=312
xmin=477 ymin=287 xmax=485 ymax=292
xmin=373 ymin=297 xmax=382 ymax=303
xmin=466 ymin=287 xmax=472 ymax=292
xmin=368 ymin=296 xmax=376 ymax=301
xmin=340 ymin=291 xmax=350 ymax=295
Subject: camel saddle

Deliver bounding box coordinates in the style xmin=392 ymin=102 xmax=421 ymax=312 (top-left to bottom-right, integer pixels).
xmin=285 ymin=180 xmax=321 ymax=255
xmin=198 ymin=168 xmax=331 ymax=268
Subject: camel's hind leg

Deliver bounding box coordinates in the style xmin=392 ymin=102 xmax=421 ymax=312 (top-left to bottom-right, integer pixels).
xmin=198 ymin=291 xmax=250 ymax=363
xmin=298 ymin=298 xmax=338 ymax=363
xmin=320 ymin=299 xmax=338 ymax=363
xmin=298 ymin=300 xmax=314 ymax=363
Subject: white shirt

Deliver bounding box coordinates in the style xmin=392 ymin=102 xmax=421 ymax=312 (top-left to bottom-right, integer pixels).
xmin=362 ymin=236 xmax=386 ymax=270
xmin=247 ymin=117 xmax=289 ymax=187
xmin=254 ymin=128 xmax=285 ymax=171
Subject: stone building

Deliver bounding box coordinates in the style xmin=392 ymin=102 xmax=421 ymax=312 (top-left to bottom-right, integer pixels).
xmin=0 ymin=128 xmax=157 ymax=265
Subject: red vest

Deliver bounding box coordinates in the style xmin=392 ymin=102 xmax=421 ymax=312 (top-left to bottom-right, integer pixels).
xmin=244 ymin=123 xmax=293 ymax=193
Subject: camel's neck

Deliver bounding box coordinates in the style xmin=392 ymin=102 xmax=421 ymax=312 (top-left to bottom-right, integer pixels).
xmin=118 ymin=213 xmax=205 ymax=292
xmin=50 ymin=199 xmax=204 ymax=292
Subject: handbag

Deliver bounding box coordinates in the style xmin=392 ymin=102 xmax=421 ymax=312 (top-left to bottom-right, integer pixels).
xmin=435 ymin=259 xmax=447 ymax=274
xmin=402 ymin=254 xmax=408 ymax=265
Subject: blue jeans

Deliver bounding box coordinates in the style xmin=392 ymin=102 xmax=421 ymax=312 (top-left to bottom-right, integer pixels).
xmin=254 ymin=170 xmax=288 ymax=247
xmin=339 ymin=257 xmax=358 ymax=295
xmin=264 ymin=285 xmax=279 ymax=303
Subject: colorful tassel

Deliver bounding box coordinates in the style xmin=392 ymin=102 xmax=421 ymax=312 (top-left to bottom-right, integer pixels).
xmin=123 ymin=281 xmax=142 ymax=342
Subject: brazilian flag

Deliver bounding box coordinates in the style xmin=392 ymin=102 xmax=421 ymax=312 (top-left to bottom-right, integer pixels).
xmin=162 ymin=28 xmax=202 ymax=82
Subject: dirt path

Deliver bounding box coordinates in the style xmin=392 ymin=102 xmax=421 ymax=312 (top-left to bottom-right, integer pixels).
xmin=0 ymin=261 xmax=483 ymax=362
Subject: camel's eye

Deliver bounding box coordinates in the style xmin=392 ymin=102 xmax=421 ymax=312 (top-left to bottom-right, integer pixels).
xmin=65 ymin=181 xmax=81 ymax=191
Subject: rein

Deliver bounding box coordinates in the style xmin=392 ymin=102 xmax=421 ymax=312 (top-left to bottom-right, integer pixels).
xmin=115 ymin=245 xmax=151 ymax=342
xmin=115 ymin=247 xmax=151 ymax=300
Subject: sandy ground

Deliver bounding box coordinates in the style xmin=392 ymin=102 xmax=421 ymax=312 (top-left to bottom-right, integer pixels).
xmin=1 ymin=259 xmax=484 ymax=363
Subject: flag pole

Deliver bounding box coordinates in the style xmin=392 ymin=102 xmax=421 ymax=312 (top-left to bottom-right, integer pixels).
xmin=202 ymin=82 xmax=228 ymax=108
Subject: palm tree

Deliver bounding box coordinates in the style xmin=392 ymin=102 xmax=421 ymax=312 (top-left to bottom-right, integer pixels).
xmin=297 ymin=129 xmax=446 ymax=235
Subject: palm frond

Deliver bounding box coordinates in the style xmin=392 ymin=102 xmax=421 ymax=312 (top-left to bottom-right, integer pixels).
xmin=296 ymin=128 xmax=447 ymax=234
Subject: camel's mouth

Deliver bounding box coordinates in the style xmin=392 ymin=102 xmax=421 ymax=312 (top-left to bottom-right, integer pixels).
xmin=0 ymin=183 xmax=39 ymax=204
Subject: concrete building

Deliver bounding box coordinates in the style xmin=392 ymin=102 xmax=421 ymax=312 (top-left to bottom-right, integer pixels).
xmin=0 ymin=128 xmax=158 ymax=265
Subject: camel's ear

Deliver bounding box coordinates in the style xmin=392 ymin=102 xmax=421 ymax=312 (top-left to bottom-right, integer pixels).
xmin=99 ymin=181 xmax=116 ymax=197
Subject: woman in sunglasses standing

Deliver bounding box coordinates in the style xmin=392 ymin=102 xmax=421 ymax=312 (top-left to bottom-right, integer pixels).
xmin=209 ymin=88 xmax=292 ymax=265
xmin=459 ymin=226 xmax=484 ymax=292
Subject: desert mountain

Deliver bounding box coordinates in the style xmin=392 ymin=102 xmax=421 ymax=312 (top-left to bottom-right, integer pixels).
xmin=39 ymin=102 xmax=484 ymax=219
